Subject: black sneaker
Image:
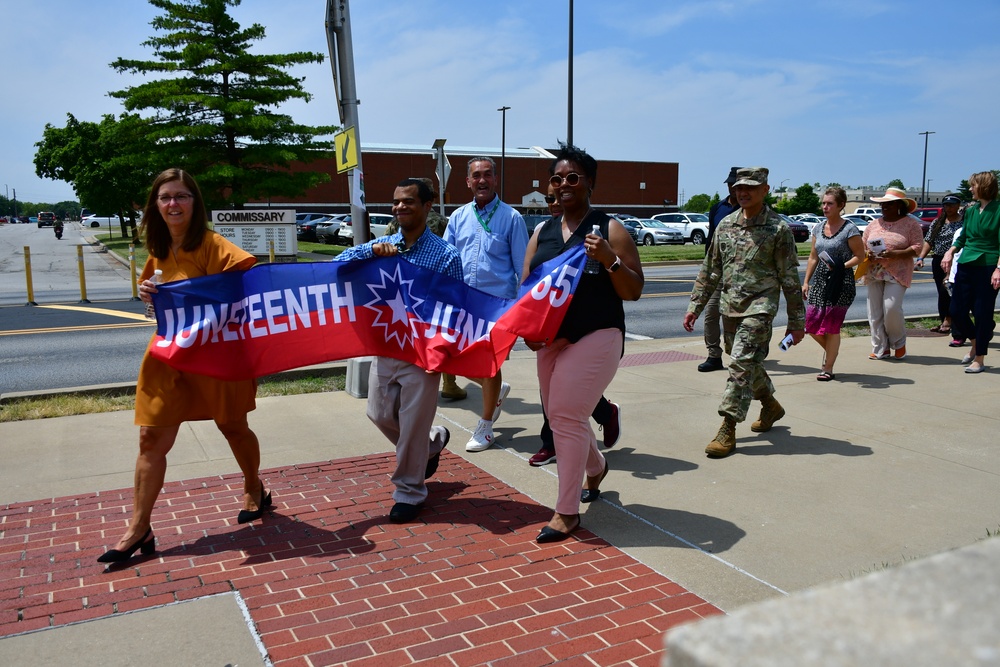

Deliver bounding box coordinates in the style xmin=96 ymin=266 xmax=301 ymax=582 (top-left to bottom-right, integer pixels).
xmin=425 ymin=427 xmax=449 ymax=479
xmin=389 ymin=502 xmax=422 ymax=523
xmin=698 ymin=357 xmax=724 ymax=372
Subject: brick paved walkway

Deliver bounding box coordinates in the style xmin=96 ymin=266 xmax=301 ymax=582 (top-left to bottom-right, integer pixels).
xmin=0 ymin=452 xmax=721 ymax=666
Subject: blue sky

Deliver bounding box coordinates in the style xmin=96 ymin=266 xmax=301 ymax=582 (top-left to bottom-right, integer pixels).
xmin=4 ymin=0 xmax=999 ymax=206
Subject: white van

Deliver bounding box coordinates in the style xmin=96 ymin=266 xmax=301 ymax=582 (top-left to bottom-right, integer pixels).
xmin=854 ymin=206 xmax=881 ymax=217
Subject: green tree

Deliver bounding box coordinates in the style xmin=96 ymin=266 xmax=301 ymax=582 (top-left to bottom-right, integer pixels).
xmin=957 ymin=180 xmax=972 ymax=201
xmin=885 ymin=178 xmax=905 ymax=189
xmin=35 ymin=113 xmax=155 ymax=236
xmin=684 ymin=193 xmax=712 ymax=213
xmin=783 ymin=183 xmax=821 ymax=216
xmin=108 ymin=0 xmax=337 ymax=208
xmin=709 ymin=192 xmax=721 ymax=209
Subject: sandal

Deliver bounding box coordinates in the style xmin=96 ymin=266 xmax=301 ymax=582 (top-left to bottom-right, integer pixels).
xmin=939 ymin=326 xmax=951 ymax=334
xmin=929 ymin=325 xmax=942 ymax=333
xmin=816 ymin=371 xmax=835 ymax=382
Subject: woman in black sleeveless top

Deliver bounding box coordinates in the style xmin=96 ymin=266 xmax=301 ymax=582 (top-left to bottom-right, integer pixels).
xmin=522 ymin=144 xmax=644 ymax=543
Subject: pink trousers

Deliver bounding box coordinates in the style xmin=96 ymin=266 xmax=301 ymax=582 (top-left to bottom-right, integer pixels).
xmin=537 ymin=328 xmax=622 ymax=515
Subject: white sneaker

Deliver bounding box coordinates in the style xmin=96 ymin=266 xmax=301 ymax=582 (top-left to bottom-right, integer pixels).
xmin=491 ymin=382 xmax=511 ymax=423
xmin=465 ymin=419 xmax=494 ymax=452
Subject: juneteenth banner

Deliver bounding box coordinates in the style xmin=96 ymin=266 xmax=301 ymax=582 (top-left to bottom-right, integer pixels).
xmin=147 ymin=244 xmax=587 ymax=381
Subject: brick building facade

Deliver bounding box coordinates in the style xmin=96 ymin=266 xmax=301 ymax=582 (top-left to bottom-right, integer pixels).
xmin=255 ymin=144 xmax=679 ymax=219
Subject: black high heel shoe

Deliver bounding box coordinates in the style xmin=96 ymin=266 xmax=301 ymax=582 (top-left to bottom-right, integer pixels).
xmin=536 ymin=515 xmax=581 ymax=543
xmin=581 ymin=460 xmax=610 ymax=503
xmin=237 ymin=487 xmax=272 ymax=524
xmin=97 ymin=528 xmax=155 ymax=564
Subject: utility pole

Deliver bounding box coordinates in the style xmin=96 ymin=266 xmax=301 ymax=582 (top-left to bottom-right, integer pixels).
xmin=497 ymin=106 xmax=510 ymax=200
xmin=567 ymin=0 xmax=574 ymax=146
xmin=919 ymin=131 xmax=935 ymax=207
xmin=326 ymin=0 xmax=369 ymax=243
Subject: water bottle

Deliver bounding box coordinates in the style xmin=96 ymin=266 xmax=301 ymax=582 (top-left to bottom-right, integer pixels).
xmin=144 ymin=269 xmax=163 ymax=320
xmin=584 ymin=225 xmax=602 ymax=274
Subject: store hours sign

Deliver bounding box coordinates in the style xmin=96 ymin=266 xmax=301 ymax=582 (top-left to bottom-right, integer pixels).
xmin=212 ymin=209 xmax=297 ymax=262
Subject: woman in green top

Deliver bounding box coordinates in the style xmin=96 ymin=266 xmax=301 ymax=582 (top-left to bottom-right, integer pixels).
xmin=941 ymin=171 xmax=1000 ymax=373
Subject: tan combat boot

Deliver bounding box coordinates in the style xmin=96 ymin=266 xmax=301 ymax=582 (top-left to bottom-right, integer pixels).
xmin=705 ymin=417 xmax=737 ymax=458
xmin=751 ymin=395 xmax=785 ymax=432
xmin=440 ymin=373 xmax=467 ymax=400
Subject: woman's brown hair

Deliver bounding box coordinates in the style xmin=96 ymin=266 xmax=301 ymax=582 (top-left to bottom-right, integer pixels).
xmin=969 ymin=171 xmax=999 ymax=201
xmin=140 ymin=168 xmax=210 ymax=259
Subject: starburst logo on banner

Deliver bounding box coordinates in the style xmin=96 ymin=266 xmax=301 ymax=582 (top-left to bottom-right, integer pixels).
xmin=363 ymin=264 xmax=425 ymax=349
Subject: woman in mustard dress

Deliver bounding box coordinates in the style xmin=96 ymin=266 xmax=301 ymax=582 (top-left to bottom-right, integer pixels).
xmin=98 ymin=169 xmax=270 ymax=564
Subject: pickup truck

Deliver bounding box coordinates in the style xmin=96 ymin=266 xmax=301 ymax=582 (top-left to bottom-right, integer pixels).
xmin=650 ymin=212 xmax=711 ymax=245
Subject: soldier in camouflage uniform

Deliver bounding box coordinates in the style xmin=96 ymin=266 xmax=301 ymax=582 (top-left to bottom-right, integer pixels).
xmin=682 ymin=167 xmax=805 ymax=458
xmin=386 ymin=179 xmax=465 ymax=400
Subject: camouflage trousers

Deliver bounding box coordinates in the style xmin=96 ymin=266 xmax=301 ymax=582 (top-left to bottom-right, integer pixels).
xmin=719 ymin=314 xmax=776 ymax=422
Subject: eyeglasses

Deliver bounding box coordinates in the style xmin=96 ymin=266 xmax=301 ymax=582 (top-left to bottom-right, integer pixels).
xmin=544 ymin=195 xmax=557 ymax=204
xmin=157 ymin=194 xmax=193 ymax=204
xmin=549 ymin=172 xmax=582 ymax=188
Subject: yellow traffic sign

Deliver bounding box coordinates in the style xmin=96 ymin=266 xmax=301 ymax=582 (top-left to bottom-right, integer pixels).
xmin=334 ymin=127 xmax=359 ymax=173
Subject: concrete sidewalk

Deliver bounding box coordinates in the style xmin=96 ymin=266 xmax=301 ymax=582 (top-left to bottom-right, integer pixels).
xmin=1 ymin=331 xmax=998 ymax=665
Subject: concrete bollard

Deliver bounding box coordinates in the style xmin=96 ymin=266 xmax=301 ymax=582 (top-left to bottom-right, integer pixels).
xmin=345 ymin=357 xmax=373 ymax=398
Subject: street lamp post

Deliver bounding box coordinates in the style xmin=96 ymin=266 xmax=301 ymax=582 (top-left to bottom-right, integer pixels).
xmin=497 ymin=106 xmax=510 ymax=200
xmin=919 ymin=130 xmax=935 ymax=207
xmin=567 ymin=0 xmax=574 ymax=145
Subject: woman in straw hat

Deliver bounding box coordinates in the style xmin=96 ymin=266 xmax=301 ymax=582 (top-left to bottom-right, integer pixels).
xmin=861 ymin=187 xmax=924 ymax=361
xmin=940 ymin=171 xmax=1000 ymax=373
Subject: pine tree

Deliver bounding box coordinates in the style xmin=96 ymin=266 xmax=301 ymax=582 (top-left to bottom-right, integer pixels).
xmin=109 ymin=0 xmax=336 ymax=207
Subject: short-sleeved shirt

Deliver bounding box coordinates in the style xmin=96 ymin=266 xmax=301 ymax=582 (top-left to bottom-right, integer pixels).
xmin=924 ymin=218 xmax=964 ymax=257
xmin=135 ymin=231 xmax=258 ymax=427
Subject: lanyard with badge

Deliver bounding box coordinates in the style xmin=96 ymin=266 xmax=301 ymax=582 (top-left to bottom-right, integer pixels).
xmin=474 ymin=199 xmax=499 ymax=233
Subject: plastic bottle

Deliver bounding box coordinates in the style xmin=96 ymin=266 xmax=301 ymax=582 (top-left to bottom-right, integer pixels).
xmin=144 ymin=269 xmax=163 ymax=320
xmin=584 ymin=225 xmax=602 ymax=274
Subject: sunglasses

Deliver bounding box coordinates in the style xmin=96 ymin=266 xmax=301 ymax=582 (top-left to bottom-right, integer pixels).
xmin=544 ymin=195 xmax=557 ymax=204
xmin=549 ymin=172 xmax=583 ymax=188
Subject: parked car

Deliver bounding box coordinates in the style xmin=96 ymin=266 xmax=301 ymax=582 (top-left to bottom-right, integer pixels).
xmin=912 ymin=207 xmax=942 ymax=225
xmin=908 ymin=213 xmax=931 ymax=235
xmin=651 ymin=212 xmax=710 ymax=244
xmin=854 ymin=206 xmax=882 ymax=217
xmin=83 ymin=214 xmax=119 ymax=228
xmin=315 ymin=215 xmax=346 ymax=244
xmin=296 ymin=218 xmax=321 ymax=242
xmin=522 ymin=214 xmax=550 ymax=236
xmin=336 ymin=213 xmax=394 ymax=245
xmin=37 ymin=211 xmax=57 ymax=227
xmin=779 ymin=215 xmax=811 ymax=243
xmin=844 ymin=215 xmax=870 ymax=233
xmin=794 ymin=214 xmax=824 ymax=230
xmin=627 ymin=219 xmax=685 ymax=246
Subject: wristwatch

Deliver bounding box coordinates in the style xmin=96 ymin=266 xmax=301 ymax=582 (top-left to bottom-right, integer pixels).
xmin=608 ymin=256 xmax=622 ymax=273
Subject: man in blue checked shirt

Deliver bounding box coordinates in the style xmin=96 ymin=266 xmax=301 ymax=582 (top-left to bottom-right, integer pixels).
xmin=335 ymin=178 xmax=463 ymax=524
xmin=444 ymin=157 xmax=529 ymax=453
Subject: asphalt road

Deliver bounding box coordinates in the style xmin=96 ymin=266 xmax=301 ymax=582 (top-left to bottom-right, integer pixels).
xmin=0 ymin=221 xmax=944 ymax=394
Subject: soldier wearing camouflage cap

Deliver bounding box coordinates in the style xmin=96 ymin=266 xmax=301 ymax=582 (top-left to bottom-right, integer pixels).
xmin=682 ymin=167 xmax=805 ymax=457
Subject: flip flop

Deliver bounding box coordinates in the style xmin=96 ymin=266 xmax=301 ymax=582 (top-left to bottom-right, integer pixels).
xmin=929 ymin=325 xmax=942 ymax=333
xmin=816 ymin=371 xmax=835 ymax=381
